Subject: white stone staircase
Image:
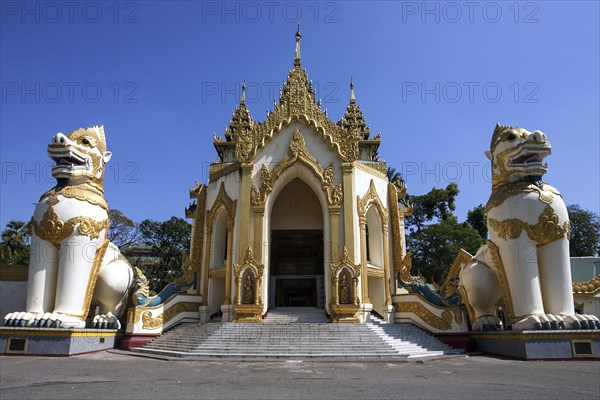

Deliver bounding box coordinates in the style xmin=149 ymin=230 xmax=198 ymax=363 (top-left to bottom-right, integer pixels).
xmin=132 ymin=308 xmax=462 ymax=360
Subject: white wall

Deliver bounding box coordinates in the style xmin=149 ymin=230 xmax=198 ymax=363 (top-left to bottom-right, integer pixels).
xmin=0 ymin=281 xmax=27 ymax=318
xmin=271 ymin=179 xmax=323 ymax=230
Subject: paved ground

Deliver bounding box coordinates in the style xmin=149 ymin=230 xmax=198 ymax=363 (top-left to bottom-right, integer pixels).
xmin=1 ymin=352 xmax=598 ymax=399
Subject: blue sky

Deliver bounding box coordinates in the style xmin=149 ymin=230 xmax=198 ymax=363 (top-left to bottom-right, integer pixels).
xmin=1 ymin=1 xmax=599 ymax=229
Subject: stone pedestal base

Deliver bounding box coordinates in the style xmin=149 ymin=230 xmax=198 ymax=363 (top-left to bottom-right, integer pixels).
xmin=0 ymin=327 xmax=120 ymax=356
xmin=359 ymin=303 xmax=373 ymax=323
xmin=221 ymin=304 xmax=234 ymax=322
xmin=198 ymin=306 xmax=212 ymax=323
xmin=473 ymin=330 xmax=600 ymax=360
xmin=384 ymin=305 xmax=395 ymax=324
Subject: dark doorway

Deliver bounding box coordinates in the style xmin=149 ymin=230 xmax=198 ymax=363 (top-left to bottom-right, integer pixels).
xmin=270 ymin=230 xmax=324 ymax=307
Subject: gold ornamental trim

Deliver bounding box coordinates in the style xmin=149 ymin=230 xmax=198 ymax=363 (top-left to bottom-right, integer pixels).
xmin=233 ymin=247 xmax=264 ymax=311
xmin=487 ymin=240 xmax=526 ymax=324
xmin=82 ymin=239 xmax=109 ymax=317
xmin=40 ymin=183 xmax=108 ymax=212
xmin=208 ymin=267 xmax=226 ymax=278
xmin=250 ymin=129 xmax=343 ymax=208
xmin=486 ymin=181 xmax=560 ymax=212
xmin=357 ymin=179 xmax=388 ymax=226
xmin=141 ymin=302 xmax=199 ymax=330
xmin=209 ymin=162 xmax=241 ymax=182
xmin=189 ymin=184 xmax=207 ymax=281
xmin=489 ymin=205 xmax=569 ymax=247
xmin=0 ymin=267 xmax=28 ymax=281
xmin=30 ymin=205 xmax=109 ymax=247
xmin=573 ymin=273 xmax=600 ymax=295
xmin=367 ymin=266 xmax=385 ymax=278
xmin=329 ymin=247 xmax=361 ymax=310
xmin=394 ymin=301 xmax=453 ymax=331
xmin=232 ymin=62 xmax=361 ymax=163
xmin=354 ymin=161 xmax=387 ymax=180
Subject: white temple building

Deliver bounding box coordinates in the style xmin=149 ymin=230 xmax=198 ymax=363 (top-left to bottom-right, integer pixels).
xmin=184 ymin=27 xmax=412 ymax=324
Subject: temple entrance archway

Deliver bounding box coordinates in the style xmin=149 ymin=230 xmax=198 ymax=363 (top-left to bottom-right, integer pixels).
xmin=268 ymin=178 xmax=325 ymax=309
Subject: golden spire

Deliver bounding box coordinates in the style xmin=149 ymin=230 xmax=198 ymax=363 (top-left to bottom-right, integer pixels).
xmin=341 ymin=78 xmax=370 ymax=140
xmin=350 ymin=78 xmax=355 ymax=103
xmin=240 ymin=81 xmax=246 ymax=104
xmin=294 ymin=24 xmax=301 ymax=67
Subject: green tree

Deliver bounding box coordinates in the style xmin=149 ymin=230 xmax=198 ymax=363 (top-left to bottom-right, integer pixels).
xmin=387 ymin=166 xmax=402 ymax=183
xmin=137 ymin=217 xmax=192 ymax=292
xmin=567 ymin=205 xmax=600 ymax=256
xmin=466 ymin=204 xmax=488 ymax=240
xmin=405 ymin=184 xmax=483 ymax=284
xmin=0 ymin=220 xmax=30 ymax=266
xmin=108 ymin=209 xmax=143 ymax=248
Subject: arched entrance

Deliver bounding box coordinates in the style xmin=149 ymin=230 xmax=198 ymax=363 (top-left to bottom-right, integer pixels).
xmin=268 ymin=178 xmax=325 ymax=309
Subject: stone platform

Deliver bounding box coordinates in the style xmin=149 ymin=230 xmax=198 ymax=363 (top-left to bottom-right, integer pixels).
xmin=0 ymin=327 xmax=120 ymax=356
xmin=472 ymin=330 xmax=600 ymax=360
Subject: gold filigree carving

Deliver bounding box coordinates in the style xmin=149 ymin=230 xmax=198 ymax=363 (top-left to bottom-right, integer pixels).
xmin=189 ymin=184 xmax=207 ymax=281
xmin=572 ymin=274 xmax=600 ymax=295
xmin=486 ymin=181 xmax=560 ymax=211
xmin=233 ymin=247 xmax=264 ymax=308
xmin=30 ymin=205 xmax=109 ymax=247
xmin=40 ymin=183 xmax=109 ymax=212
xmin=358 ymin=180 xmax=388 ymax=226
xmin=209 ymin=162 xmax=241 ymax=182
xmin=329 ymin=247 xmax=361 ymax=315
xmin=251 ymin=129 xmax=343 ymax=208
xmin=141 ymin=302 xmax=199 ymax=330
xmin=367 ymin=266 xmax=385 ymax=277
xmin=82 ymin=239 xmax=109 ymax=317
xmin=208 ymin=267 xmax=226 ymax=278
xmin=395 ymin=301 xmax=453 ymax=330
xmin=489 ymin=205 xmax=569 ymax=246
xmin=232 ymin=64 xmax=362 ymax=163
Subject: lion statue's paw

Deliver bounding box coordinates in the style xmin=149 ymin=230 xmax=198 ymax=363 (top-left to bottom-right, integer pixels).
xmin=472 ymin=315 xmax=503 ymax=331
xmin=561 ymin=314 xmax=600 ymax=330
xmin=92 ymin=312 xmax=121 ymax=330
xmin=3 ymin=311 xmax=37 ymax=327
xmin=26 ymin=313 xmax=86 ymax=329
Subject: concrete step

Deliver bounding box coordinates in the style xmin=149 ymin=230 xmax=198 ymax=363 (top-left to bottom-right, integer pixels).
xmin=134 ymin=319 xmax=462 ymax=359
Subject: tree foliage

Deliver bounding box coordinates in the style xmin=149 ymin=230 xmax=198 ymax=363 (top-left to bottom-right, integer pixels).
xmin=135 ymin=217 xmax=192 ymax=292
xmin=108 ymin=209 xmax=143 ymax=248
xmin=405 ymin=184 xmax=483 ymax=284
xmin=466 ymin=204 xmax=488 ymax=240
xmin=567 ymin=204 xmax=600 ymax=256
xmin=0 ymin=220 xmax=30 ymax=266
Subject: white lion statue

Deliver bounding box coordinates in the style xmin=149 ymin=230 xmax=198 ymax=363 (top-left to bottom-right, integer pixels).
xmin=3 ymin=126 xmax=134 ymax=329
xmin=460 ymin=124 xmax=600 ymax=331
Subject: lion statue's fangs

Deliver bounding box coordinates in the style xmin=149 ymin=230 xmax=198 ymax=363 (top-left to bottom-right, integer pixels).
xmin=459 ymin=123 xmax=600 ymax=331
xmin=3 ymin=126 xmax=134 ymax=329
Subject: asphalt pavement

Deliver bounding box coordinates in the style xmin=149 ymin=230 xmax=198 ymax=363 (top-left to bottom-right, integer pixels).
xmin=1 ymin=351 xmax=599 ymax=399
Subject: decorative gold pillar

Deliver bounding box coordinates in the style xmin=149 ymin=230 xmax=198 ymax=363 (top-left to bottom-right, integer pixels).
xmin=382 ymin=223 xmax=392 ymax=306
xmin=224 ymin=219 xmax=234 ymax=304
xmin=238 ymin=163 xmax=253 ymax=258
xmin=253 ymin=209 xmax=264 ymax=261
xmin=235 ymin=275 xmax=242 ymax=306
xmin=201 ymin=213 xmax=212 ymax=306
xmin=329 ymin=207 xmax=340 ymax=263
xmin=341 ymin=162 xmax=355 ymax=259
xmin=359 ymin=216 xmax=370 ymax=303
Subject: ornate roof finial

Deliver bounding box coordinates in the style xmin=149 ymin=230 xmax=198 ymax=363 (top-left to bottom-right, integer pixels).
xmin=225 ymin=81 xmax=253 ymax=141
xmin=240 ymin=81 xmax=247 ymax=104
xmin=340 ymin=78 xmax=370 ymax=140
xmin=294 ymin=24 xmax=302 ymax=67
